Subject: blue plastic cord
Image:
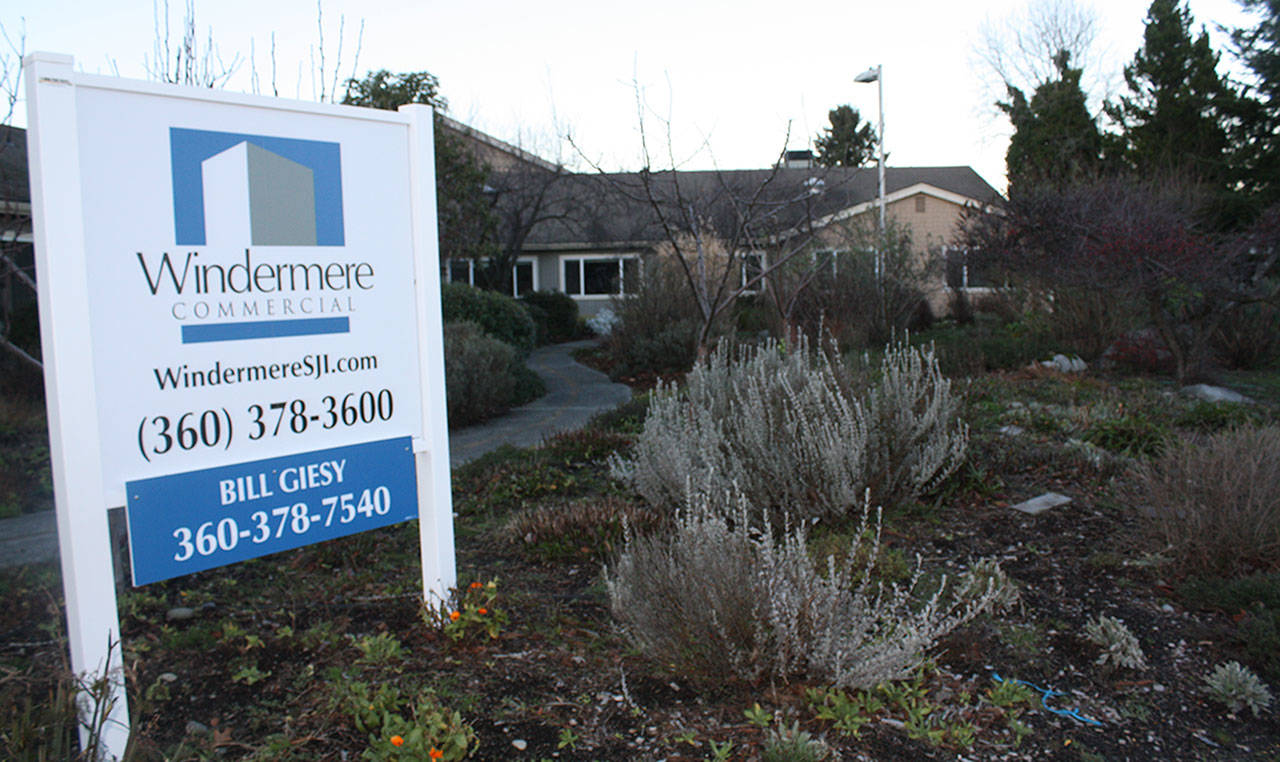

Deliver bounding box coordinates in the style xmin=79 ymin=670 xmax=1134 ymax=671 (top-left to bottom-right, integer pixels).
xmin=992 ymin=672 xmax=1104 ymax=727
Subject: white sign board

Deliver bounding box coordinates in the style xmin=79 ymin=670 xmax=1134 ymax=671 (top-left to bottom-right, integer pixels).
xmin=77 ymin=84 xmax=425 ymax=496
xmin=25 ymin=53 xmax=455 ymax=759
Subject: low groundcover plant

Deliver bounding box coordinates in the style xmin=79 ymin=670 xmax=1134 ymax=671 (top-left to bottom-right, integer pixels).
xmin=1205 ymin=661 xmax=1274 ymax=717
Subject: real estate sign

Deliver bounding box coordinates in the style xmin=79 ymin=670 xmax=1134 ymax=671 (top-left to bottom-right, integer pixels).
xmin=25 ymin=53 xmax=454 ymax=759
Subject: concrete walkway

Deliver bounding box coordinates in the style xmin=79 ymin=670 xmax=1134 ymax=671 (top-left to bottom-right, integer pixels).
xmin=448 ymin=339 xmax=632 ymax=466
xmin=0 ymin=340 xmax=632 ymax=569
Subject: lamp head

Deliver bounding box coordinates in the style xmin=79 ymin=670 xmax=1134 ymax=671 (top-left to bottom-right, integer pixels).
xmin=854 ymin=66 xmax=880 ymax=83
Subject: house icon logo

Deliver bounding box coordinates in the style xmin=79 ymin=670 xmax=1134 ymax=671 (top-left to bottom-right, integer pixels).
xmin=169 ymin=128 xmax=345 ymax=247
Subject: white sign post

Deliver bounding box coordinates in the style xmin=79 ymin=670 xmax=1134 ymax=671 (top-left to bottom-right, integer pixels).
xmin=24 ymin=53 xmax=454 ymax=760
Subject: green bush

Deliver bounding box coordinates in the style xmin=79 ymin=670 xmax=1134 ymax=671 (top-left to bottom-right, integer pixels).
xmin=1083 ymin=415 xmax=1168 ymax=458
xmin=520 ymin=290 xmax=580 ymax=344
xmin=602 ymin=257 xmax=703 ymax=379
xmin=441 ymin=282 xmax=536 ymax=355
xmin=1180 ymin=573 xmax=1280 ymax=680
xmin=443 ymin=321 xmax=545 ymax=428
xmin=1174 ymin=401 xmax=1268 ymax=433
xmin=916 ymin=316 xmax=1057 ymax=376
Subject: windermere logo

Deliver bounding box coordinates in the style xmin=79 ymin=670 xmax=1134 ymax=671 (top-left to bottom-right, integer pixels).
xmin=159 ymin=128 xmax=358 ymax=344
xmin=169 ymin=128 xmax=345 ymax=247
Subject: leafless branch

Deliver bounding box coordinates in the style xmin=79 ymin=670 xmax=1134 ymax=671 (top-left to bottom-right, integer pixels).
xmin=571 ymin=78 xmax=835 ymax=355
xmin=145 ymin=0 xmax=240 ymax=88
xmin=973 ymin=0 xmax=1112 ymax=113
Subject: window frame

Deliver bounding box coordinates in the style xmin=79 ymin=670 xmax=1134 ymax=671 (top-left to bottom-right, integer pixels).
xmin=560 ymin=254 xmax=641 ymax=299
xmin=739 ymin=251 xmax=766 ymax=294
xmin=511 ymin=256 xmax=538 ymax=298
xmin=441 ymin=256 xmax=540 ymax=297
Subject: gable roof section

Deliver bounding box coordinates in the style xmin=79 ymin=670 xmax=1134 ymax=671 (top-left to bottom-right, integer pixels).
xmin=0 ymin=118 xmax=1001 ymax=252
xmin=438 ymin=115 xmax=559 ymax=173
xmin=519 ymin=165 xmax=1001 ymax=249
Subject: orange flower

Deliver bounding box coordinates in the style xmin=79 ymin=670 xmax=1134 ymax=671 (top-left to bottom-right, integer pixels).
xmin=469 ymin=581 xmax=483 ymax=589
xmin=449 ymin=610 xmax=461 ymax=621
xmin=478 ymin=608 xmax=488 ymax=616
xmin=390 ymin=735 xmax=404 ymax=747
xmin=430 ymin=749 xmax=444 ymax=760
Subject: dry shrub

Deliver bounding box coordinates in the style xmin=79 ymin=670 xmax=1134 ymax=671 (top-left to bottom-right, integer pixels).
xmin=606 ymin=489 xmax=1008 ymax=689
xmin=1133 ymin=426 xmax=1280 ymax=576
xmin=1213 ymin=301 xmax=1280 ymax=371
xmin=500 ymin=496 xmax=659 ymax=560
xmin=611 ymin=339 xmax=965 ymax=519
xmin=1047 ymin=287 xmax=1145 ymax=361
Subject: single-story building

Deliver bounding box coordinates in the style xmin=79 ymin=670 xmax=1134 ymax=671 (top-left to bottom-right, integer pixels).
xmin=439 ymin=125 xmax=1003 ymax=318
xmin=1 ymin=118 xmax=1003 ymax=330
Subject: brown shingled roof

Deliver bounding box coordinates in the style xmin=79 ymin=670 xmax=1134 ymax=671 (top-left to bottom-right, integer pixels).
xmin=517 ymin=165 xmax=1001 ymax=248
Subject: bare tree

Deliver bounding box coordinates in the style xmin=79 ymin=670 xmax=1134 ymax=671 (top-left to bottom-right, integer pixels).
xmin=570 ymin=82 xmax=839 ymax=357
xmin=974 ymin=0 xmax=1112 ymax=113
xmin=0 ymin=20 xmax=38 ymax=372
xmin=308 ymin=0 xmax=363 ymax=103
xmin=963 ymin=177 xmax=1280 ymax=382
xmin=780 ymin=216 xmax=938 ymax=347
xmin=145 ymin=0 xmax=241 ymax=88
xmin=476 ymin=128 xmax=583 ymax=293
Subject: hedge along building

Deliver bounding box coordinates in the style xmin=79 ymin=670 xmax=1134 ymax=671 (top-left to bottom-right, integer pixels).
xmin=438 ymin=127 xmax=1003 ymax=319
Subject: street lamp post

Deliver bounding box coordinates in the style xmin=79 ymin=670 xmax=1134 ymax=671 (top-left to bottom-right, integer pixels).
xmin=854 ymin=65 xmax=884 ymax=281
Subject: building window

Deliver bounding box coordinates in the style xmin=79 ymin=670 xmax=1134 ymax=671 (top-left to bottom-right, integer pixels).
xmin=444 ymin=259 xmax=475 ymax=286
xmin=513 ymin=259 xmax=535 ymax=297
xmin=443 ymin=257 xmax=539 ymax=297
xmin=740 ymin=252 xmax=765 ymax=292
xmin=915 ymin=195 xmax=927 ymax=213
xmin=562 ymin=255 xmax=640 ymax=297
xmin=944 ymin=246 xmax=993 ymax=289
xmin=811 ymin=249 xmax=850 ymax=277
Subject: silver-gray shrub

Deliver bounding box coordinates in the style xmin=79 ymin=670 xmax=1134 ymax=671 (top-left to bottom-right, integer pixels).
xmin=1205 ymin=661 xmax=1273 ymax=716
xmin=611 ymin=338 xmax=966 ymax=519
xmin=865 ymin=341 xmax=969 ymax=508
xmin=605 ymin=488 xmax=1008 ymax=689
xmin=1083 ymin=615 xmax=1147 ymax=671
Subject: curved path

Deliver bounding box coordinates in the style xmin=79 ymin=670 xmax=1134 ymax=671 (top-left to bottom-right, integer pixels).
xmin=448 ymin=339 xmax=632 ymax=466
xmin=0 ymin=340 xmax=632 ymax=568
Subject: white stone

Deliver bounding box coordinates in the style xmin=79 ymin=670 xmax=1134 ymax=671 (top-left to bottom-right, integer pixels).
xmin=1041 ymin=354 xmax=1087 ymax=373
xmin=512 ymin=739 xmax=528 ymax=751
xmin=1011 ymin=492 xmax=1072 ymax=515
xmin=1182 ymin=384 xmax=1253 ymax=404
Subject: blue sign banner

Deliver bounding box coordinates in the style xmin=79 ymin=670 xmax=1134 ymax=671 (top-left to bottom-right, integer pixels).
xmin=126 ymin=437 xmax=417 ymax=585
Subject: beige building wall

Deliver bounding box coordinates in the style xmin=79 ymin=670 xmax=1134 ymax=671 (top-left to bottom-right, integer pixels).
xmin=890 ymin=192 xmax=969 ymax=316
xmin=818 ymin=191 xmax=969 ymax=317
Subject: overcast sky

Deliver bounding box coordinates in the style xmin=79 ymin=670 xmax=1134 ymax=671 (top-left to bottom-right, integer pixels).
xmin=3 ymin=0 xmax=1259 ymax=193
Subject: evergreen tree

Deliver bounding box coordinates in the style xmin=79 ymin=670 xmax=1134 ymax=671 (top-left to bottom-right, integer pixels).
xmin=342 ymin=70 xmax=498 ymax=264
xmin=1106 ymin=0 xmax=1235 ymax=184
xmin=1229 ymin=0 xmax=1280 ymax=206
xmin=813 ymin=105 xmax=876 ymax=168
xmin=999 ymin=50 xmax=1102 ymax=196
xmin=342 ymin=69 xmax=445 ymax=111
